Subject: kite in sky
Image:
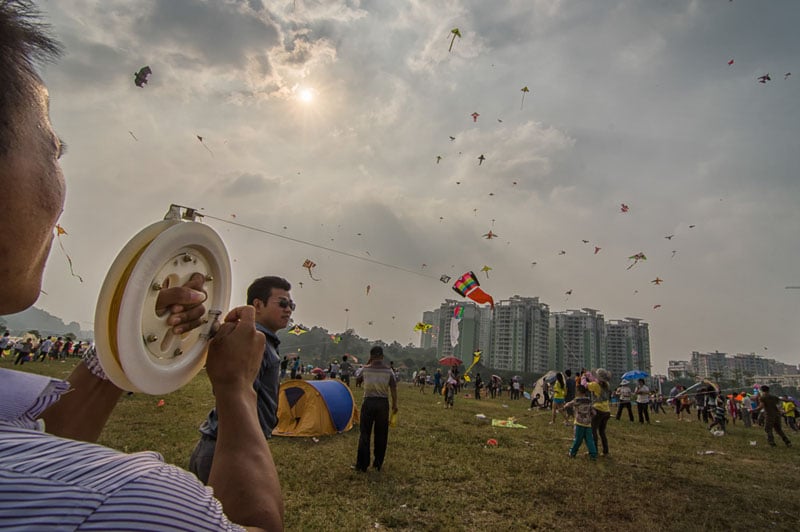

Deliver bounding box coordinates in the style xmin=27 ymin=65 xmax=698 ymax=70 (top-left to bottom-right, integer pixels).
xmin=558 ymin=250 xmax=566 ymax=255
xmin=483 ymin=230 xmax=499 ymax=239
xmin=436 ymin=155 xmax=442 ymax=164
xmin=480 ymin=265 xmax=492 ymax=278
xmin=478 ymin=154 xmax=485 ymax=165
xmin=785 ymin=72 xmax=792 ymax=80
xmin=448 ymin=28 xmax=461 ymax=52
xmin=471 ymin=112 xmax=480 ymax=123
xmin=653 ymin=304 xmax=662 ymax=310
xmin=627 ymin=252 xmax=647 ymax=270
xmin=728 ymin=59 xmax=734 ymax=66
xmin=594 ymin=246 xmax=602 ymax=255
xmin=449 ymin=136 xmax=456 ymax=141
xmin=302 ymin=259 xmax=320 ymax=280
xmin=366 ymin=285 xmax=371 ymax=295
xmin=620 ymin=203 xmax=629 ymax=213
xmin=757 ymin=74 xmax=771 ymax=83
xmin=689 ymin=224 xmax=696 ymax=229
xmin=652 ymin=277 xmax=664 ymax=285
xmin=565 ymin=289 xmax=573 ymax=296
xmin=453 ymin=306 xmax=464 ymax=320
xmin=671 ymin=250 xmax=677 ymax=258
xmin=54 ymin=224 xmax=83 ymax=283
xmin=196 ymin=135 xmax=214 ymax=156
xmin=134 ymin=66 xmax=152 ymax=87
xmin=128 ymin=131 xmax=138 ymax=141
xmin=582 ymin=239 xmax=589 ymax=244
xmin=462 ymin=350 xmax=482 ymax=382
xmin=452 ymin=271 xmax=494 ymax=308
xmin=665 ymin=234 xmax=674 ymax=240
xmin=288 ymin=325 xmax=307 ymax=336
xmin=440 ymin=274 xmax=452 ymax=284
xmin=531 ymin=261 xmax=537 ymax=267
xmin=414 ymin=322 xmax=433 ymax=333
xmin=520 ymin=86 xmax=530 ymax=109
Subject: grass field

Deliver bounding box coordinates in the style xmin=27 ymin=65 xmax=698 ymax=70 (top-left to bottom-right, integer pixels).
xmin=5 ymin=358 xmax=800 ymax=531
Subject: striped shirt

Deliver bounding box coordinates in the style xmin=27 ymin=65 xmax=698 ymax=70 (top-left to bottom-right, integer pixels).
xmin=0 ymin=369 xmax=244 ymax=531
xmin=360 ymin=361 xmax=397 ymax=399
xmin=0 ymin=425 xmax=244 ymax=531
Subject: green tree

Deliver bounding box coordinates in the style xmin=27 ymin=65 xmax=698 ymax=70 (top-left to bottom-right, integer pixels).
xmin=27 ymin=329 xmax=40 ymax=338
xmin=64 ymin=332 xmax=77 ymax=341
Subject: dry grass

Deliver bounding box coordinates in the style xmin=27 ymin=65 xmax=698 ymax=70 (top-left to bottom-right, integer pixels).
xmin=5 ymin=358 xmax=800 ymax=531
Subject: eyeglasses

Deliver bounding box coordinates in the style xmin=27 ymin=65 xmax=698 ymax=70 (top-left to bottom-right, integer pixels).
xmin=276 ymin=298 xmax=296 ymax=311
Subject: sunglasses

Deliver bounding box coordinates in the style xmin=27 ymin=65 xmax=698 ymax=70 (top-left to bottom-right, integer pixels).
xmin=276 ymin=298 xmax=296 ymax=311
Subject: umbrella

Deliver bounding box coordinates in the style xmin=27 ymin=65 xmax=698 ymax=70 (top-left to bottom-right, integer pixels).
xmin=346 ymin=354 xmax=358 ymax=363
xmin=439 ymin=356 xmax=463 ymax=366
xmin=310 ymin=367 xmax=325 ymax=375
xmin=491 ymin=374 xmax=501 ymax=382
xmin=621 ymin=370 xmax=649 ymax=381
xmin=543 ymin=370 xmax=558 ymax=383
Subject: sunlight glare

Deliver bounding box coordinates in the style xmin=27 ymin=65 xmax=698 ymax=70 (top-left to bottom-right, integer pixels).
xmin=299 ymin=88 xmax=314 ymax=103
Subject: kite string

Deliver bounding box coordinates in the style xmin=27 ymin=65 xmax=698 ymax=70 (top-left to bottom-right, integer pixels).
xmin=199 ymin=212 xmax=441 ymax=281
xmin=55 ymin=228 xmax=83 ymax=283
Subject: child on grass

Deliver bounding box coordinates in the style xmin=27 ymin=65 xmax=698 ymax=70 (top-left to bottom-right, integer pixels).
xmin=708 ymin=395 xmax=727 ymax=434
xmin=444 ymin=377 xmax=456 ymax=409
xmin=565 ymin=385 xmax=597 ymax=459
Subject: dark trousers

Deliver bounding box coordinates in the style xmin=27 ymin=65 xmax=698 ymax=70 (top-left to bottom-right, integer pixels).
xmin=592 ymin=410 xmax=611 ymax=454
xmin=765 ymin=417 xmax=791 ymax=446
xmin=188 ymin=435 xmax=216 ymax=485
xmin=616 ymin=402 xmax=633 ymax=421
xmin=356 ymin=397 xmax=390 ymax=471
xmin=637 ymin=402 xmax=650 ymax=424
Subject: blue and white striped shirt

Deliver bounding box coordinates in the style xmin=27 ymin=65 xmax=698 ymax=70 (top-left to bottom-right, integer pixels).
xmin=0 ymin=368 xmax=244 ymax=531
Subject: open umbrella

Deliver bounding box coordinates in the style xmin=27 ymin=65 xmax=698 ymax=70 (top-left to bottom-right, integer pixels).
xmin=439 ymin=356 xmax=463 ymax=366
xmin=621 ymin=370 xmax=649 ymax=381
xmin=491 ymin=374 xmax=502 ymax=382
xmin=543 ymin=370 xmax=558 ymax=383
xmin=310 ymin=367 xmax=325 ymax=375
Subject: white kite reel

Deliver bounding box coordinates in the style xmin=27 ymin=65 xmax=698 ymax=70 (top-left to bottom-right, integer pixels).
xmin=94 ymin=206 xmax=231 ymax=395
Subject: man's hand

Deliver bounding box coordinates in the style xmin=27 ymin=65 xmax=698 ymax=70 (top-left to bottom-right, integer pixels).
xmin=206 ymin=306 xmax=265 ymax=392
xmin=155 ymin=272 xmax=207 ymax=334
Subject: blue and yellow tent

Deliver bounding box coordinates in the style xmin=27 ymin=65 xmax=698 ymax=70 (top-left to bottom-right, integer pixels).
xmin=272 ymin=379 xmax=358 ymax=437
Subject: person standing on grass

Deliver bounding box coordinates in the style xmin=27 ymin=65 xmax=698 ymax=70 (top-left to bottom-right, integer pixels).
xmin=587 ymin=369 xmax=612 ymax=456
xmin=564 ymin=369 xmax=576 ymax=420
xmin=417 ymin=366 xmax=427 ymax=393
xmin=753 ymin=386 xmax=791 ymax=447
xmin=566 ymin=385 xmax=597 ymax=460
xmin=190 ymin=276 xmax=294 ymax=484
xmin=781 ymin=397 xmax=798 ymax=432
xmin=740 ymin=393 xmax=753 ymax=428
xmin=433 ymin=368 xmax=442 ymax=396
xmin=634 ymin=379 xmax=651 ymax=424
xmin=708 ymin=395 xmax=727 ymax=434
xmin=474 ymin=373 xmax=483 ymax=400
xmin=340 ymin=355 xmax=353 ymax=387
xmin=354 ymin=346 xmax=398 ymax=472
xmin=550 ymin=373 xmax=568 ymax=425
xmin=614 ymin=380 xmax=634 ymax=421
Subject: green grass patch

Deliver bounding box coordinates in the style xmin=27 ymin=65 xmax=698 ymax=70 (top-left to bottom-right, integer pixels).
xmin=5 ymin=358 xmax=800 ymax=530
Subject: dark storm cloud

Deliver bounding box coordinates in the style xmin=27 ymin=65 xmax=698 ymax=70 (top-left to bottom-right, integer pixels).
xmin=133 ymin=0 xmax=281 ymax=69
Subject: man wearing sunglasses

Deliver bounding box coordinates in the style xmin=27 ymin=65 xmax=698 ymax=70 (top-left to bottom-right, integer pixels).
xmin=190 ymin=276 xmax=293 ymax=484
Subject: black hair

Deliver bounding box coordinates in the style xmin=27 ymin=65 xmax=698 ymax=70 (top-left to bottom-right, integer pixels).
xmin=0 ymin=0 xmax=62 ymax=157
xmin=246 ymin=276 xmax=291 ymax=306
xmin=555 ymin=372 xmax=565 ymax=387
xmin=760 ymin=385 xmax=770 ymax=393
xmin=565 ymin=369 xmax=572 ymax=377
xmin=577 ymin=384 xmax=588 ymax=394
xmin=370 ymin=345 xmax=383 ymax=358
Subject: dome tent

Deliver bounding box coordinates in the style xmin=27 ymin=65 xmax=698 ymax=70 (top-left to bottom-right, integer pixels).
xmin=272 ymin=379 xmax=358 ymax=437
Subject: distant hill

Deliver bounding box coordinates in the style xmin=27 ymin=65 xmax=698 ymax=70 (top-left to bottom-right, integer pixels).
xmin=0 ymin=306 xmax=93 ymax=340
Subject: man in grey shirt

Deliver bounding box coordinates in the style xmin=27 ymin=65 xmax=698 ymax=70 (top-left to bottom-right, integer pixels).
xmin=189 ymin=276 xmax=293 ymax=483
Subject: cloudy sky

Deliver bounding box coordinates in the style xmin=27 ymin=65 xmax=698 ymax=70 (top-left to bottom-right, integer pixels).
xmin=28 ymin=0 xmax=800 ymax=371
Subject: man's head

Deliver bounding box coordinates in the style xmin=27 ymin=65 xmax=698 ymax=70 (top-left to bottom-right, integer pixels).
xmin=0 ymin=1 xmax=66 ymax=315
xmin=369 ymin=345 xmax=383 ymax=360
xmin=760 ymin=385 xmax=770 ymax=394
xmin=576 ymin=384 xmax=588 ymax=396
xmin=247 ymin=276 xmax=292 ymax=333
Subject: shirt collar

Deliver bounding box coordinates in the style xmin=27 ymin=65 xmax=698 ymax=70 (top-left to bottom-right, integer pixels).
xmin=255 ymin=323 xmax=280 ymax=347
xmin=0 ymin=369 xmax=71 ymax=431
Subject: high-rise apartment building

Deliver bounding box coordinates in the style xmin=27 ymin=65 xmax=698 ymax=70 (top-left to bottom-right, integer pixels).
xmin=420 ymin=310 xmax=439 ymax=349
xmin=550 ymin=308 xmax=605 ymax=372
xmin=605 ymin=318 xmax=651 ymax=379
xmin=691 ymin=351 xmax=729 ymax=380
xmin=488 ymin=296 xmax=549 ymax=372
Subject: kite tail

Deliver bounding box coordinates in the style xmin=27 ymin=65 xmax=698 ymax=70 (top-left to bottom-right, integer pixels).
xmin=466 ymin=288 xmax=494 ymax=308
xmin=56 ymin=235 xmax=84 ymax=283
xmin=306 ymin=269 xmax=321 ymax=281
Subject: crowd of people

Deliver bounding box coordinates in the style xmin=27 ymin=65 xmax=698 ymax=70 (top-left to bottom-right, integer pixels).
xmin=0 ymin=331 xmax=91 ymax=364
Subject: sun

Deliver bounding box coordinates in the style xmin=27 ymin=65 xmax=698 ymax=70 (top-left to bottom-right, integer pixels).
xmin=298 ymin=88 xmax=314 ymax=103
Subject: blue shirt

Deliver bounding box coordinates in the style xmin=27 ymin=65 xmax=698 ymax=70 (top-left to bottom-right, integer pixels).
xmin=199 ymin=323 xmax=281 ymax=439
